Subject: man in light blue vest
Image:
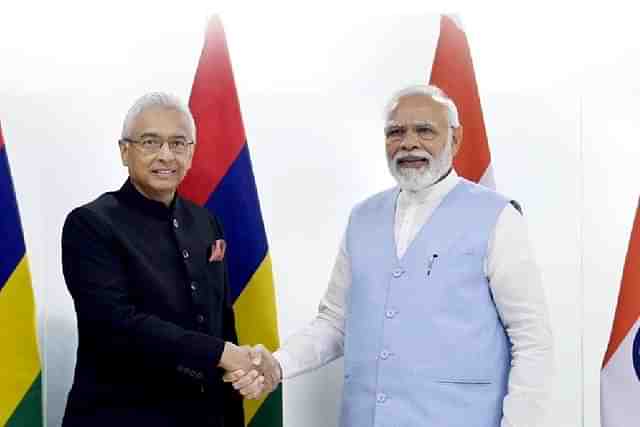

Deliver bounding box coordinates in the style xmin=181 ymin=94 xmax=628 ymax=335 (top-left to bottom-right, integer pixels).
xmin=228 ymin=85 xmax=553 ymax=427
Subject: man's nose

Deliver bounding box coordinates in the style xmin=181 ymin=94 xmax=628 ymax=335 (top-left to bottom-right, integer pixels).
xmin=156 ymin=142 xmax=175 ymax=160
xmin=399 ymin=129 xmax=421 ymax=150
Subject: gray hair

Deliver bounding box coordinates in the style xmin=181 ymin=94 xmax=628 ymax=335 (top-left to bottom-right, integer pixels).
xmin=383 ymin=84 xmax=460 ymax=128
xmin=121 ymin=92 xmax=196 ymax=140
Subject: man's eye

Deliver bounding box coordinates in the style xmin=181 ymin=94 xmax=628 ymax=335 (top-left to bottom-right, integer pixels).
xmin=141 ymin=139 xmax=160 ymax=146
xmin=415 ymin=125 xmax=435 ymax=135
xmin=386 ymin=127 xmax=405 ymax=138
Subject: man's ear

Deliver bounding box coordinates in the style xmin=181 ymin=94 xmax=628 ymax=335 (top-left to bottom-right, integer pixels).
xmin=119 ymin=141 xmax=129 ymax=167
xmin=451 ymin=126 xmax=463 ymax=157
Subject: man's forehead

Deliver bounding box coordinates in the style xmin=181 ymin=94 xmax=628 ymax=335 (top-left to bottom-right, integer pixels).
xmin=130 ymin=107 xmax=192 ymax=136
xmin=389 ymin=95 xmax=449 ymax=122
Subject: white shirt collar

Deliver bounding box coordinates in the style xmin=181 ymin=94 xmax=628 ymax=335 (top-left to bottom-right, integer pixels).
xmin=397 ymin=169 xmax=461 ymax=207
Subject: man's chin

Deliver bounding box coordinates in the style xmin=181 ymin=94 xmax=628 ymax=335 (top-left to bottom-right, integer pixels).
xmin=398 ymin=165 xmax=428 ymax=174
xmin=395 ymin=170 xmax=437 ymax=191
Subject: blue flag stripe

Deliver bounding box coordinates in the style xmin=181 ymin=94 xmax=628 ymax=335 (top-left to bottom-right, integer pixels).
xmin=0 ymin=147 xmax=26 ymax=290
xmin=204 ymin=144 xmax=268 ymax=302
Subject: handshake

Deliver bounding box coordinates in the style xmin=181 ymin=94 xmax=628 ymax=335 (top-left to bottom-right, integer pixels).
xmin=219 ymin=343 xmax=282 ymax=400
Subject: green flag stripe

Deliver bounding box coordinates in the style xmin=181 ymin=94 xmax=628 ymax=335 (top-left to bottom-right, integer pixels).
xmin=6 ymin=373 xmax=42 ymax=427
xmin=248 ymin=385 xmax=283 ymax=427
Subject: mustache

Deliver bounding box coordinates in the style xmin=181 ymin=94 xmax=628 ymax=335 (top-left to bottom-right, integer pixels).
xmin=393 ymin=149 xmax=434 ymax=163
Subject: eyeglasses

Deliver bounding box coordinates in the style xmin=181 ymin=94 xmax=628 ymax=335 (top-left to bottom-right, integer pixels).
xmin=119 ymin=137 xmax=194 ymax=155
xmin=384 ymin=122 xmax=443 ymax=143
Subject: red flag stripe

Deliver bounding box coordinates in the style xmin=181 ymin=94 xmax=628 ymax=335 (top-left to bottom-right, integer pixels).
xmin=0 ymin=122 xmax=5 ymax=149
xmin=429 ymin=15 xmax=490 ymax=184
xmin=179 ymin=16 xmax=246 ymax=205
xmin=603 ymin=199 xmax=640 ymax=367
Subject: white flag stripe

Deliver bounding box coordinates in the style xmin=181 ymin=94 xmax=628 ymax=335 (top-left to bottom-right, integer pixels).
xmin=601 ymin=317 xmax=640 ymax=426
xmin=478 ymin=163 xmax=495 ymax=189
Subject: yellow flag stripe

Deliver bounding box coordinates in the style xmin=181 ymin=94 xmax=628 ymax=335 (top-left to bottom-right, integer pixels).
xmin=233 ymin=254 xmax=280 ymax=425
xmin=0 ymin=257 xmax=41 ymax=426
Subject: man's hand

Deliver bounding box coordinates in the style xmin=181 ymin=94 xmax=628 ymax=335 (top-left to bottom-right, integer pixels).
xmin=219 ymin=342 xmax=264 ymax=398
xmin=223 ymin=344 xmax=282 ymax=400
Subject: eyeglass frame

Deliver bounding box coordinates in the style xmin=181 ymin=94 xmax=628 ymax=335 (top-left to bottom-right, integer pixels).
xmin=119 ymin=136 xmax=195 ymax=155
xmin=384 ymin=120 xmax=453 ymax=144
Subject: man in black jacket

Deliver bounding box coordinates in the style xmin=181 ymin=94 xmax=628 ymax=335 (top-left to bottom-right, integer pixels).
xmin=61 ymin=93 xmax=262 ymax=426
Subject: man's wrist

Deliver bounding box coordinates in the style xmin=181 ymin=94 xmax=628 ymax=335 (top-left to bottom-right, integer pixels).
xmin=218 ymin=342 xmax=235 ymax=370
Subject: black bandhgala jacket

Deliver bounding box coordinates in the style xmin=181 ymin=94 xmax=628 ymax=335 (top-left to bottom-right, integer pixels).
xmin=61 ymin=179 xmax=244 ymax=427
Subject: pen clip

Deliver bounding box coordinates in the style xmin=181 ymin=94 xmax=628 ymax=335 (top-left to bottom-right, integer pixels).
xmin=427 ymin=253 xmax=439 ymax=276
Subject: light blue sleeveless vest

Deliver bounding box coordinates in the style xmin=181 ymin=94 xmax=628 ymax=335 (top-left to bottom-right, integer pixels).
xmin=341 ymin=179 xmax=512 ymax=427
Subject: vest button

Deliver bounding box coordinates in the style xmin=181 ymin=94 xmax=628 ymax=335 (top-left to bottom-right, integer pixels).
xmin=196 ymin=314 xmax=205 ymax=323
xmin=190 ymin=282 xmax=198 ymax=291
xmin=173 ymin=218 xmax=179 ymax=229
xmin=392 ymin=269 xmax=404 ymax=278
xmin=182 ymin=249 xmax=190 ymax=259
xmin=380 ymin=350 xmax=390 ymax=360
xmin=376 ymin=393 xmax=387 ymax=403
xmin=385 ymin=310 xmax=396 ymax=318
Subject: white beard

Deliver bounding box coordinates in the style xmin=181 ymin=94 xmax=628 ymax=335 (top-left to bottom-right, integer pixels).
xmin=387 ymin=137 xmax=454 ymax=192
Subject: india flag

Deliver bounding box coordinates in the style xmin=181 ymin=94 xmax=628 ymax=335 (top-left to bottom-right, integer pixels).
xmin=178 ymin=16 xmax=282 ymax=427
xmin=601 ymin=199 xmax=640 ymax=426
xmin=429 ymin=14 xmax=495 ymax=189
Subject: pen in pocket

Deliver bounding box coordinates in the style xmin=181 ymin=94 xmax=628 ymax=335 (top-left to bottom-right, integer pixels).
xmin=427 ymin=253 xmax=439 ymax=276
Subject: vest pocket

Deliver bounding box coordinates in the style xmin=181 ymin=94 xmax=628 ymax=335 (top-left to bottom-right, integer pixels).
xmin=435 ymin=378 xmax=492 ymax=385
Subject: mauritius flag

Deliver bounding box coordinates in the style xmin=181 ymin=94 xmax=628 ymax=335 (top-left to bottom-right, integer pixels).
xmin=178 ymin=16 xmax=282 ymax=427
xmin=0 ymin=123 xmax=43 ymax=426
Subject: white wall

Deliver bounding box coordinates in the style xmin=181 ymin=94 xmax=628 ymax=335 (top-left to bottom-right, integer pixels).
xmin=2 ymin=4 xmax=639 ymax=426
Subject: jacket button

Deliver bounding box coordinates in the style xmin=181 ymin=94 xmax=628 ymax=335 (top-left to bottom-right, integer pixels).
xmin=377 ymin=393 xmax=387 ymax=403
xmin=173 ymin=218 xmax=179 ymax=229
xmin=196 ymin=314 xmax=205 ymax=323
xmin=190 ymin=282 xmax=198 ymax=291
xmin=182 ymin=249 xmax=190 ymax=259
xmin=385 ymin=309 xmax=396 ymax=318
xmin=392 ymin=269 xmax=404 ymax=278
xmin=380 ymin=350 xmax=390 ymax=360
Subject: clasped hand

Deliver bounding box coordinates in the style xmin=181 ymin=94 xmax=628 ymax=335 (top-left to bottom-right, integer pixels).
xmin=219 ymin=343 xmax=281 ymax=400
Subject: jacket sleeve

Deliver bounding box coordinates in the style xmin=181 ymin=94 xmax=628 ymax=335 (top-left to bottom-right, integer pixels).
xmin=62 ymin=206 xmax=226 ymax=381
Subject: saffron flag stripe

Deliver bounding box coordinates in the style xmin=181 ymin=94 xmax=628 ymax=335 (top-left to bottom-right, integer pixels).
xmin=429 ymin=14 xmax=493 ymax=187
xmin=0 ymin=258 xmax=41 ymax=426
xmin=205 ymin=144 xmax=268 ymax=301
xmin=0 ymin=146 xmax=27 ymax=290
xmin=603 ymin=199 xmax=640 ymax=367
